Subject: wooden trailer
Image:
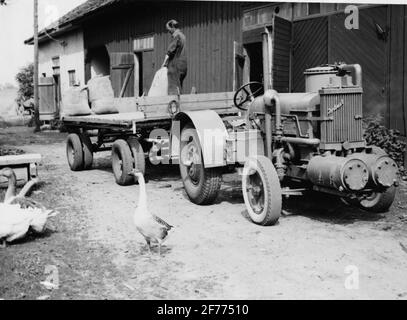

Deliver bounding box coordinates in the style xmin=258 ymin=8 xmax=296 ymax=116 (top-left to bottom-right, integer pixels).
xmin=61 ymin=92 xmax=241 ymax=186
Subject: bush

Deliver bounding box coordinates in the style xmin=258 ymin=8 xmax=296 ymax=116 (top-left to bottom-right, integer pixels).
xmin=15 ymin=63 xmax=34 ymax=103
xmin=363 ymin=118 xmax=406 ymax=174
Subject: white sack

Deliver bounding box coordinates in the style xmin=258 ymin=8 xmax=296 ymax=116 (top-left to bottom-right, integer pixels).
xmin=148 ymin=67 xmax=168 ymax=97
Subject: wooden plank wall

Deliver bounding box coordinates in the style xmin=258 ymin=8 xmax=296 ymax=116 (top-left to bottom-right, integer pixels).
xmin=292 ymin=17 xmax=328 ymax=92
xmin=83 ymin=1 xmax=242 ymax=95
xmin=389 ymin=5 xmax=407 ymax=135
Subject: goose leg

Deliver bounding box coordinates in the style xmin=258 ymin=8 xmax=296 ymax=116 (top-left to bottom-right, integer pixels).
xmin=145 ymin=239 xmax=152 ymax=255
xmin=158 ymin=243 xmax=162 ymax=256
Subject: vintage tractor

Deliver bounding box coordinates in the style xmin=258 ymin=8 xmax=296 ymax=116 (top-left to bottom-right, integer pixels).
xmin=173 ymin=62 xmax=399 ymax=226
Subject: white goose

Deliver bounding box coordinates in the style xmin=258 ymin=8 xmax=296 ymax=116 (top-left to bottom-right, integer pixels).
xmin=130 ymin=170 xmax=173 ymax=255
xmin=0 ymin=168 xmax=42 ymax=209
xmin=0 ymin=203 xmax=57 ymax=248
xmin=0 ymin=168 xmax=57 ymax=248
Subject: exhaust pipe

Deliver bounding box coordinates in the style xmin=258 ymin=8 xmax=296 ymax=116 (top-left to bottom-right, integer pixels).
xmin=263 ymin=89 xmax=282 ymax=159
xmin=338 ymin=64 xmax=362 ymax=87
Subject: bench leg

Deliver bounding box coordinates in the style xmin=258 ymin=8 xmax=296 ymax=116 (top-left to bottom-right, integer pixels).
xmin=26 ymin=165 xmax=31 ymax=181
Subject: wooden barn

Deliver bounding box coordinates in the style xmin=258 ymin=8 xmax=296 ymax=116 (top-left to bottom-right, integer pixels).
xmin=25 ymin=1 xmax=407 ymax=137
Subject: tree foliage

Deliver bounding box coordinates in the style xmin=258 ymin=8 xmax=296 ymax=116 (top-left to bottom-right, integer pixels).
xmin=15 ymin=63 xmax=34 ymax=102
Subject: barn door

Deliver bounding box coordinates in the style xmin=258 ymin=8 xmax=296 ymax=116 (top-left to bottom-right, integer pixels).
xmin=38 ymin=77 xmax=57 ymax=121
xmin=110 ymin=53 xmax=135 ymax=97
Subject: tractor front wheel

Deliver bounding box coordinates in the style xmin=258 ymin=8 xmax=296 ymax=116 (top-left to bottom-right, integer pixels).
xmin=358 ymin=186 xmax=397 ymax=213
xmin=242 ymin=156 xmax=282 ymax=226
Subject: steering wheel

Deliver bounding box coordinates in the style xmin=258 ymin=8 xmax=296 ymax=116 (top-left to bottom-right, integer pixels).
xmin=233 ymin=82 xmax=264 ymax=111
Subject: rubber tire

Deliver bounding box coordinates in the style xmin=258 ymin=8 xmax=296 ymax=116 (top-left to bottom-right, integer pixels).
xmin=358 ymin=186 xmax=397 ymax=213
xmin=66 ymin=133 xmax=84 ymax=171
xmin=111 ymin=139 xmax=134 ymax=186
xmin=180 ymin=126 xmax=222 ymax=205
xmin=127 ymin=137 xmax=146 ymax=181
xmin=242 ymin=156 xmax=282 ymax=226
xmin=80 ymin=133 xmax=94 ymax=170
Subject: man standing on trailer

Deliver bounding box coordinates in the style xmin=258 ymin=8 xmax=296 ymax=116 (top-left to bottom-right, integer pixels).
xmin=162 ymin=20 xmax=187 ymax=95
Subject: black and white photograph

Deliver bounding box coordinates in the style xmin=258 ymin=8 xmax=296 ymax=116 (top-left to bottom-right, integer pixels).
xmin=0 ymin=0 xmax=406 ymax=303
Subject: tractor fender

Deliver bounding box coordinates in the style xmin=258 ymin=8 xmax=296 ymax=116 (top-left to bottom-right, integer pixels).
xmin=171 ymin=110 xmax=228 ymax=168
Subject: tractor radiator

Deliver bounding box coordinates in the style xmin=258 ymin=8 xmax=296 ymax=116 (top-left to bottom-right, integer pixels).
xmin=319 ymin=87 xmax=364 ymax=150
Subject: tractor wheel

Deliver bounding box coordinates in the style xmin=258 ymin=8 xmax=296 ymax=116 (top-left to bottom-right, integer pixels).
xmin=358 ymin=186 xmax=397 ymax=213
xmin=242 ymin=156 xmax=282 ymax=226
xmin=111 ymin=139 xmax=134 ymax=186
xmin=127 ymin=137 xmax=146 ymax=181
xmin=179 ymin=125 xmax=222 ymax=205
xmin=66 ymin=133 xmax=84 ymax=171
xmin=80 ymin=133 xmax=94 ymax=170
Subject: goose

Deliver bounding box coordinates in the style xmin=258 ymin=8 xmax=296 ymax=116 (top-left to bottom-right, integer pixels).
xmin=0 ymin=203 xmax=57 ymax=248
xmin=130 ymin=170 xmax=173 ymax=255
xmin=0 ymin=167 xmax=42 ymax=209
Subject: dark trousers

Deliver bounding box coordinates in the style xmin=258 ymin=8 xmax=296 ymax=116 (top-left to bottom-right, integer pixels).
xmin=168 ymin=60 xmax=187 ymax=95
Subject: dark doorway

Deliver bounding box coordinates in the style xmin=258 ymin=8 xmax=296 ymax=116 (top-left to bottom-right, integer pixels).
xmin=53 ymin=74 xmax=61 ymax=115
xmin=244 ymin=42 xmax=264 ymax=84
xmin=85 ymin=46 xmax=111 ymax=83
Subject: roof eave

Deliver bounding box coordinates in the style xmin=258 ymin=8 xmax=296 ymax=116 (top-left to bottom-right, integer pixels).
xmin=24 ymin=24 xmax=78 ymax=45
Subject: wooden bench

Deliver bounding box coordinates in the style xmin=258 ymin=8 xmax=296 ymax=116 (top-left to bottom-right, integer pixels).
xmin=0 ymin=154 xmax=42 ymax=181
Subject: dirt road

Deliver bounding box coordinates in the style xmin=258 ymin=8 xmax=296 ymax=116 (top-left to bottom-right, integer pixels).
xmin=1 ymin=127 xmax=407 ymax=300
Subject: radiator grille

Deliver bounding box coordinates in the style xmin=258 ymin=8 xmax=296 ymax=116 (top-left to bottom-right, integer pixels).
xmin=320 ymin=87 xmax=364 ymax=149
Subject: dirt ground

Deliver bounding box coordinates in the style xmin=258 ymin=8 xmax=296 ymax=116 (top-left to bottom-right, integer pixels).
xmin=1 ymin=126 xmax=407 ymax=300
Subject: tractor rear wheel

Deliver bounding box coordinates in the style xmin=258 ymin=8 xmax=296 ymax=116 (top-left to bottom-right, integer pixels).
xmin=179 ymin=125 xmax=222 ymax=205
xmin=242 ymin=156 xmax=282 ymax=226
xmin=112 ymin=139 xmax=134 ymax=186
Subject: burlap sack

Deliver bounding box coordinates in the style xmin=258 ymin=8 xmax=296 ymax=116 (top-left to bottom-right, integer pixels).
xmin=87 ymin=76 xmax=115 ymax=102
xmin=91 ymin=98 xmax=118 ymax=115
xmin=61 ymin=87 xmax=91 ymax=116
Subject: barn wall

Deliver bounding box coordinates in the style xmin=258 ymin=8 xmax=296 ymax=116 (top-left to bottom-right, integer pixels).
xmin=83 ymin=1 xmax=243 ymax=95
xmin=328 ymin=6 xmax=389 ymax=120
xmin=389 ymin=5 xmax=407 ymax=136
xmin=292 ymin=16 xmax=328 ymax=92
xmin=273 ymin=16 xmax=292 ymax=93
xmin=291 ymin=5 xmax=399 ymax=127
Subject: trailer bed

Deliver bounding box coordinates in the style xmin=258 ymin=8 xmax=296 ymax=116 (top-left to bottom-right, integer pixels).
xmin=62 ymin=92 xmax=239 ymax=131
xmin=61 ymin=111 xmax=171 ymax=129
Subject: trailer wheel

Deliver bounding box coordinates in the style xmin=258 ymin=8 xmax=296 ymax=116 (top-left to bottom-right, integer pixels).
xmin=80 ymin=133 xmax=94 ymax=170
xmin=242 ymin=156 xmax=282 ymax=226
xmin=357 ymin=186 xmax=397 ymax=213
xmin=180 ymin=126 xmax=222 ymax=205
xmin=66 ymin=133 xmax=84 ymax=171
xmin=112 ymin=139 xmax=134 ymax=186
xmin=127 ymin=137 xmax=146 ymax=181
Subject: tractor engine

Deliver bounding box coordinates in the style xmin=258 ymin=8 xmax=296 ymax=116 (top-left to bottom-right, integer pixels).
xmin=247 ymin=63 xmax=399 ymax=211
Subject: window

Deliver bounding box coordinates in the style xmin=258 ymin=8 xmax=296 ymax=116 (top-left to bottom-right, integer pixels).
xmin=308 ymin=3 xmax=321 ymax=15
xmin=68 ymin=70 xmax=76 ymax=86
xmin=243 ymin=7 xmax=274 ymax=31
xmin=52 ymin=56 xmax=60 ymax=67
xmin=134 ymin=35 xmax=154 ymax=52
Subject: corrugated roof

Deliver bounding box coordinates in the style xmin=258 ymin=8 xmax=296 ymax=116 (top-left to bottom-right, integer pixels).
xmin=24 ymin=0 xmax=120 ymax=44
